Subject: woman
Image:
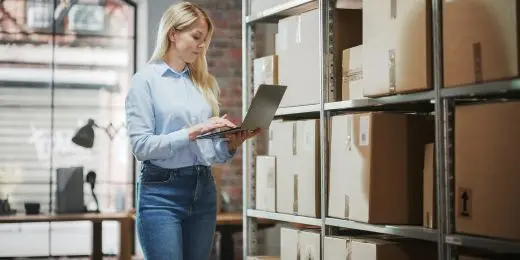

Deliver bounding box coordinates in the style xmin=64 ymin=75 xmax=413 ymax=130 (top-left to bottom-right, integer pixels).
xmin=125 ymin=2 xmax=259 ymax=259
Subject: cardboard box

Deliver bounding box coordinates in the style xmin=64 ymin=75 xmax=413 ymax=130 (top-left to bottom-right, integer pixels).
xmin=268 ymin=120 xmax=291 ymax=156
xmin=280 ymin=228 xmax=299 ymax=259
xmin=271 ymin=119 xmax=321 ymax=217
xmin=324 ymin=235 xmax=437 ymax=260
xmin=455 ymin=101 xmax=520 ymax=241
xmin=269 ymin=120 xmax=294 ymax=214
xmin=277 ymin=8 xmax=362 ymax=107
xmin=443 ymin=0 xmax=519 ymax=88
xmin=342 ymin=45 xmax=365 ymax=101
xmin=362 ymin=0 xmax=432 ymax=97
xmin=328 ymin=112 xmax=433 ymax=224
xmin=336 ymin=0 xmax=362 ymax=9
xmin=423 ymin=143 xmax=436 ymax=229
xmin=298 ymin=229 xmax=321 ymax=259
xmin=280 ymin=228 xmax=321 ymax=260
xmin=255 ymin=156 xmax=276 ymax=212
xmin=253 ymin=55 xmax=278 ymax=94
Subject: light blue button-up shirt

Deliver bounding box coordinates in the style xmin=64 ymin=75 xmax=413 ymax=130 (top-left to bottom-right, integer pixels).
xmin=125 ymin=60 xmax=234 ymax=169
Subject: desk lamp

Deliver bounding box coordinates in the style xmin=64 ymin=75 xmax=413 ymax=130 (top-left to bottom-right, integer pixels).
xmin=71 ymin=119 xmax=123 ymax=213
xmin=72 ymin=118 xmax=123 ymax=148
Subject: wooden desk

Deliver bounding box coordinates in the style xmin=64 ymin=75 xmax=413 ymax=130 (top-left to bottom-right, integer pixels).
xmin=0 ymin=212 xmax=134 ymax=260
xmin=0 ymin=212 xmax=273 ymax=260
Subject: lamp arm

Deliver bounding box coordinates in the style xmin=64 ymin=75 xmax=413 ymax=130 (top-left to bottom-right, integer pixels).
xmin=93 ymin=122 xmax=125 ymax=140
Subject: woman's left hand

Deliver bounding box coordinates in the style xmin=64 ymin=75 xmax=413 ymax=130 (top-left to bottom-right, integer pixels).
xmin=225 ymin=129 xmax=262 ymax=151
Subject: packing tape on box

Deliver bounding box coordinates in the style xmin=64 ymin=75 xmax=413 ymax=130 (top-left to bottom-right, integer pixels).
xmin=344 ymin=194 xmax=350 ymax=219
xmin=293 ymin=174 xmax=299 ymax=214
xmin=346 ymin=115 xmax=353 ymax=151
xmin=293 ymin=122 xmax=298 ymax=155
xmin=388 ymin=49 xmax=397 ymax=93
xmin=426 ymin=211 xmax=432 ymax=228
xmin=473 ymin=42 xmax=483 ymax=83
xmin=346 ymin=240 xmax=352 ymax=260
xmin=391 ymin=0 xmax=397 ymax=19
xmin=267 ymin=164 xmax=275 ymax=189
xmin=296 ymin=15 xmax=302 ymax=44
xmin=302 ymin=245 xmax=313 ymax=260
xmin=296 ymin=235 xmax=301 ymax=260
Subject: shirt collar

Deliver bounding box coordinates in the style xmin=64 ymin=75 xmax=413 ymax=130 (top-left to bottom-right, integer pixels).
xmin=153 ymin=59 xmax=190 ymax=78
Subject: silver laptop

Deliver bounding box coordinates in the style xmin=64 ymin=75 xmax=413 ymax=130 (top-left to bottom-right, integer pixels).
xmin=196 ymin=84 xmax=287 ymax=140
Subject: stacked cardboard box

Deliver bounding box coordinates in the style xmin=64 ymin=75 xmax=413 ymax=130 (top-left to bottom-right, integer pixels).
xmin=268 ymin=119 xmax=321 ymax=218
xmin=255 ymin=156 xmax=276 ymax=212
xmin=328 ymin=112 xmax=434 ymax=224
xmin=281 ymin=228 xmax=321 ymax=259
xmin=443 ymin=0 xmax=519 ymax=87
xmin=276 ymin=8 xmax=361 ymax=107
xmin=362 ymin=0 xmax=432 ymax=97
xmin=253 ymin=55 xmax=278 ymax=95
xmin=359 ymin=0 xmax=519 ymax=97
xmin=454 ymin=101 xmax=520 ymax=241
xmin=324 ymin=235 xmax=437 ymax=260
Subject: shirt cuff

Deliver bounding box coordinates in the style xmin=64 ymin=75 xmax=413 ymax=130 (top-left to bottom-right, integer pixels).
xmin=217 ymin=139 xmax=236 ymax=160
xmin=168 ymin=128 xmax=190 ymax=153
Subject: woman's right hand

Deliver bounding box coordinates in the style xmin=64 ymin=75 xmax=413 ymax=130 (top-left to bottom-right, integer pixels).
xmin=187 ymin=114 xmax=236 ymax=141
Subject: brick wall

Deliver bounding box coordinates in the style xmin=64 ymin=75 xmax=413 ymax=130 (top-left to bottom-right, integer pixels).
xmin=188 ymin=0 xmax=245 ymax=213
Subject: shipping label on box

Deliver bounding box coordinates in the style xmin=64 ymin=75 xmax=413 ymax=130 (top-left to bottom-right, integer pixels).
xmin=342 ymin=45 xmax=365 ymax=101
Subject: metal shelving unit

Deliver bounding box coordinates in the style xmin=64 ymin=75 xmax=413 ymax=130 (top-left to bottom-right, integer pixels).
xmin=274 ymin=104 xmax=320 ymax=117
xmin=241 ymin=0 xmax=520 ymax=259
xmin=247 ymin=210 xmax=322 ymax=227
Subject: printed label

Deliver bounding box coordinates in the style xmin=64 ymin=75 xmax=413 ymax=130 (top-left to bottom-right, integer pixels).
xmin=359 ymin=115 xmax=370 ymax=146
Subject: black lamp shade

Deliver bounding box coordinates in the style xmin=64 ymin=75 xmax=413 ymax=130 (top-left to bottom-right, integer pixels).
xmin=72 ymin=119 xmax=96 ymax=148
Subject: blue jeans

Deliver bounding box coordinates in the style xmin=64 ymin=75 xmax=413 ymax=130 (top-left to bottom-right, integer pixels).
xmin=136 ymin=162 xmax=217 ymax=260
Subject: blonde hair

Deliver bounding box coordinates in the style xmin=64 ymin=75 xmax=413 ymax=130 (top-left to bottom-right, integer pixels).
xmin=149 ymin=1 xmax=220 ymax=116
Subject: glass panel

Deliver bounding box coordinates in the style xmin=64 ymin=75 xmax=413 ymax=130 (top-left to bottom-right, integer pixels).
xmin=0 ymin=0 xmax=53 ymax=215
xmin=0 ymin=1 xmax=54 ymax=257
xmin=0 ymin=0 xmax=136 ymax=257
